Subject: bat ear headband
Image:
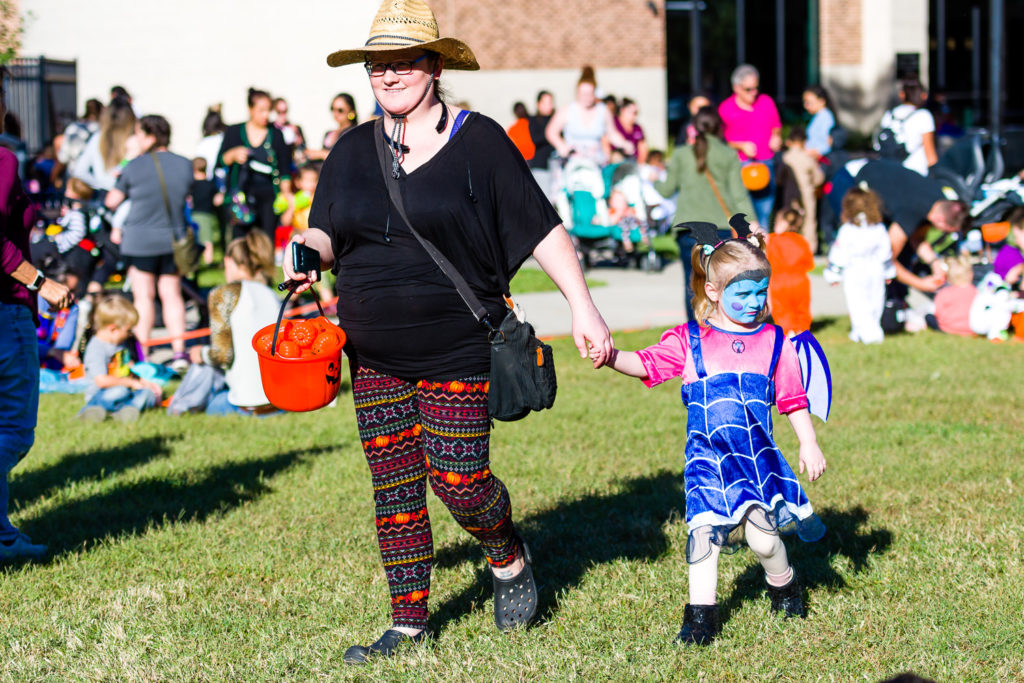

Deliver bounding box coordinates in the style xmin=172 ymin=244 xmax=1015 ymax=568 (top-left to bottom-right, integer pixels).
xmin=675 ymin=213 xmax=761 ymax=265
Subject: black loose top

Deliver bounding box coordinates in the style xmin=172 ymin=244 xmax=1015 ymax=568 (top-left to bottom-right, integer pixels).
xmin=309 ymin=113 xmax=561 ymax=380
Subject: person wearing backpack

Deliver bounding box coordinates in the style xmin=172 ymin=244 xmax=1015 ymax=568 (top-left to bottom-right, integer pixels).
xmin=876 ymin=79 xmax=938 ymax=177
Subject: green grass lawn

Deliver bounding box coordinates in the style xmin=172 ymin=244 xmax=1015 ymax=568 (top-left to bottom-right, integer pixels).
xmin=5 ymin=320 xmax=1024 ymax=680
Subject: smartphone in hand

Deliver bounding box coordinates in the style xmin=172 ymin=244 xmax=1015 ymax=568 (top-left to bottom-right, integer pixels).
xmin=292 ymin=241 xmax=322 ymax=281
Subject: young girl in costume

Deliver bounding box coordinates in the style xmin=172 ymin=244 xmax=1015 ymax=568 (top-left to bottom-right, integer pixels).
xmin=823 ymin=187 xmax=895 ymax=343
xmin=766 ymin=207 xmax=815 ymax=336
xmin=594 ymin=221 xmax=827 ymax=645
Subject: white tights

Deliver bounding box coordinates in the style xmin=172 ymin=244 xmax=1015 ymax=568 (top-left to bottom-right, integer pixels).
xmin=688 ymin=515 xmax=793 ymax=605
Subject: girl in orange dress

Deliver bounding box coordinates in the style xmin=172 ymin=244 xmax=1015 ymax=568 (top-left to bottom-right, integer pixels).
xmin=766 ymin=208 xmax=815 ymax=335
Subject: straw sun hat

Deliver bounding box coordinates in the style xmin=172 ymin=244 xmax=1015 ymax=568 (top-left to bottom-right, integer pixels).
xmin=326 ymin=0 xmax=479 ymax=71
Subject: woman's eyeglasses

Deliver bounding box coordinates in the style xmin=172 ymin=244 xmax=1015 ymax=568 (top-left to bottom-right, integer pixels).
xmin=364 ymin=54 xmax=429 ymax=77
xmin=740 ymin=85 xmax=759 ymax=93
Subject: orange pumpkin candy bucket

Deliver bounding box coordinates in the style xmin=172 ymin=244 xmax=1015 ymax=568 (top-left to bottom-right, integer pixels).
xmin=252 ymin=283 xmax=346 ymax=412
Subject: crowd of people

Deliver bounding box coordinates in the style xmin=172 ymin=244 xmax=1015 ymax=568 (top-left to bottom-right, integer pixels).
xmin=2 ymin=0 xmax=1022 ymax=668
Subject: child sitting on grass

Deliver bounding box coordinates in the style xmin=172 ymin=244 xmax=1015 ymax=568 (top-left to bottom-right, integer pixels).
xmin=78 ymin=296 xmax=162 ymax=423
xmin=766 ymin=207 xmax=815 ymax=336
xmin=932 ymin=256 xmax=976 ymax=336
xmin=594 ymin=220 xmax=827 ymax=646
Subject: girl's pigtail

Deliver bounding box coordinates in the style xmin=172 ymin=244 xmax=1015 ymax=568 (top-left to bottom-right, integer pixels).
xmin=690 ymin=246 xmax=715 ymax=326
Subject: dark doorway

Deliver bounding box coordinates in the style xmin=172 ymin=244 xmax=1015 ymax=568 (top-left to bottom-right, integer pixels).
xmin=929 ymin=0 xmax=1024 ymax=129
xmin=666 ymin=0 xmax=812 ymax=143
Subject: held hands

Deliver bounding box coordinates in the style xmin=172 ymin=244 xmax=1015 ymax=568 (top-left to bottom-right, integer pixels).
xmin=572 ymin=302 xmax=612 ymax=368
xmin=798 ymin=441 xmax=827 ymax=482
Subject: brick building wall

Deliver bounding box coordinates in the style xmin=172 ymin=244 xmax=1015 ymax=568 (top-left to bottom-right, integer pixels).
xmin=431 ymin=0 xmax=665 ymax=71
xmin=820 ymin=0 xmax=862 ymax=67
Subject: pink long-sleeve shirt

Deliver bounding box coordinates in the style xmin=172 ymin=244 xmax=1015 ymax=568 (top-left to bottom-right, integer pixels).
xmin=718 ymin=94 xmax=782 ymax=162
xmin=0 ymin=147 xmax=37 ymax=321
xmin=635 ymin=323 xmax=809 ymax=415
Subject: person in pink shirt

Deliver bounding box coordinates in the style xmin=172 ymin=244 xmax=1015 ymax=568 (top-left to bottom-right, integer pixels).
xmin=718 ymin=64 xmax=782 ymax=228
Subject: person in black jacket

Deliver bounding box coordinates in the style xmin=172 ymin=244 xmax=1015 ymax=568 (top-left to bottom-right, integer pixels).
xmin=217 ymin=88 xmax=292 ymax=242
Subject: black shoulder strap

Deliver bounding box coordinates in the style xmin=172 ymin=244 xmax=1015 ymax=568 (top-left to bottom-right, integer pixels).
xmin=373 ymin=118 xmax=491 ymax=326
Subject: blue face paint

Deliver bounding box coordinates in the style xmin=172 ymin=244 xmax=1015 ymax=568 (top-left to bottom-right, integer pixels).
xmin=721 ymin=276 xmax=769 ymax=324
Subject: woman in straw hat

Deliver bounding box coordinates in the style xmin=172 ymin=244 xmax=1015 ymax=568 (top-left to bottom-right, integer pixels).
xmin=284 ymin=0 xmax=612 ymax=664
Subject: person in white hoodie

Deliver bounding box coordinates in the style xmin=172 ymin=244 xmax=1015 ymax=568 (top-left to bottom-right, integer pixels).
xmin=824 ymin=187 xmax=895 ymax=343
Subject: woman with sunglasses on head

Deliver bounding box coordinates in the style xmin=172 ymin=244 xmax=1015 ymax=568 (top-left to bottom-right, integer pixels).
xmin=283 ymin=0 xmax=611 ymax=665
xmin=306 ymin=93 xmax=359 ymax=162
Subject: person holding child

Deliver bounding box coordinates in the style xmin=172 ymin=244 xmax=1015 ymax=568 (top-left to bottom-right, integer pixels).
xmin=284 ymin=0 xmax=611 ymax=664
xmin=77 ymin=296 xmax=161 ymax=422
xmin=823 ymin=187 xmax=895 ymax=344
xmin=2 ymin=68 xmax=74 ymax=559
xmin=594 ymin=219 xmax=826 ymax=645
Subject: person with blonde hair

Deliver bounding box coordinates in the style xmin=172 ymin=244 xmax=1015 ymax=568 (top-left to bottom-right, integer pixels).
xmin=545 ymin=65 xmax=635 ymax=164
xmin=170 ymin=231 xmax=281 ymax=415
xmin=596 ymin=219 xmax=826 ymax=646
xmin=72 ymin=95 xmax=138 ymax=192
xmin=78 ymin=295 xmax=161 ymax=423
xmin=284 ymin=0 xmax=611 ymax=663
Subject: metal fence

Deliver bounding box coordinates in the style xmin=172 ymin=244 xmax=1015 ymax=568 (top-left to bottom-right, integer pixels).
xmin=6 ymin=57 xmax=78 ymax=154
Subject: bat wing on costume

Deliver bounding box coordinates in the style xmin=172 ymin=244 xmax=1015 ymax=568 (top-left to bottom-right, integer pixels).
xmin=677 ymin=221 xmax=720 ymax=246
xmin=791 ymin=331 xmax=832 ymax=422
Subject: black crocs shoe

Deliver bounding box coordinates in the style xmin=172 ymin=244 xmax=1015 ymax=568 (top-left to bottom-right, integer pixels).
xmin=493 ymin=539 xmax=537 ymax=631
xmin=343 ymin=628 xmax=426 ymax=665
xmin=766 ymin=574 xmax=806 ymax=618
xmin=675 ymin=603 xmax=720 ymax=646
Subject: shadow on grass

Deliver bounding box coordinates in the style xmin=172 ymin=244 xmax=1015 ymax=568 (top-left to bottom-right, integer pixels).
xmin=10 ymin=435 xmax=181 ymax=511
xmin=11 ymin=446 xmax=332 ymax=563
xmin=430 ymin=490 xmax=890 ymax=634
xmin=429 ymin=470 xmax=685 ymax=635
xmin=717 ymin=504 xmax=893 ymax=625
xmin=809 ymin=316 xmax=843 ymax=334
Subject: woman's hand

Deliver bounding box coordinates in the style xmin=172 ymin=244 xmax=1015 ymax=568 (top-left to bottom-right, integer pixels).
xmin=574 ymin=302 xmax=612 ymax=366
xmin=282 ymin=230 xmax=334 ymax=294
xmin=39 ymin=278 xmax=73 ymax=310
xmin=223 ymin=146 xmax=250 ymax=166
xmin=738 ymin=141 xmax=758 ymax=159
xmin=189 ymin=346 xmax=205 ymax=364
xmin=798 ymin=441 xmax=827 ymax=482
xmin=110 ymin=227 xmax=122 ymax=245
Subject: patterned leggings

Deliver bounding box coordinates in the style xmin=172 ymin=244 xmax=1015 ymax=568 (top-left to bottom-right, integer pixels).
xmin=352 ymin=366 xmax=520 ymax=630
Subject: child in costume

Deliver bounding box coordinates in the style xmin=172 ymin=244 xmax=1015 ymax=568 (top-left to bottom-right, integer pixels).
xmin=595 ymin=217 xmax=827 ymax=646
xmin=824 ymin=187 xmax=895 ymax=343
xmin=766 ymin=207 xmax=815 ymax=335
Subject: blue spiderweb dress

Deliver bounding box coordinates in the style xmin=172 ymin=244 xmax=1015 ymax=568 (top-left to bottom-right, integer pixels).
xmin=680 ymin=321 xmax=825 ymax=562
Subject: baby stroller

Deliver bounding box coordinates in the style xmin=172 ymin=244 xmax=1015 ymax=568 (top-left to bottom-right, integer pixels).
xmin=556 ymin=156 xmax=660 ymax=270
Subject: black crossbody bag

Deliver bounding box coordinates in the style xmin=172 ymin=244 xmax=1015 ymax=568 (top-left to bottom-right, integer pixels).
xmin=373 ymin=118 xmax=556 ymax=421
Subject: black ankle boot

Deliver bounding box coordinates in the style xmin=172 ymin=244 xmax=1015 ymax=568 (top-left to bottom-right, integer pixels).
xmin=343 ymin=629 xmax=427 ymax=665
xmin=674 ymin=603 xmax=719 ymax=646
xmin=766 ymin=574 xmax=806 ymax=618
